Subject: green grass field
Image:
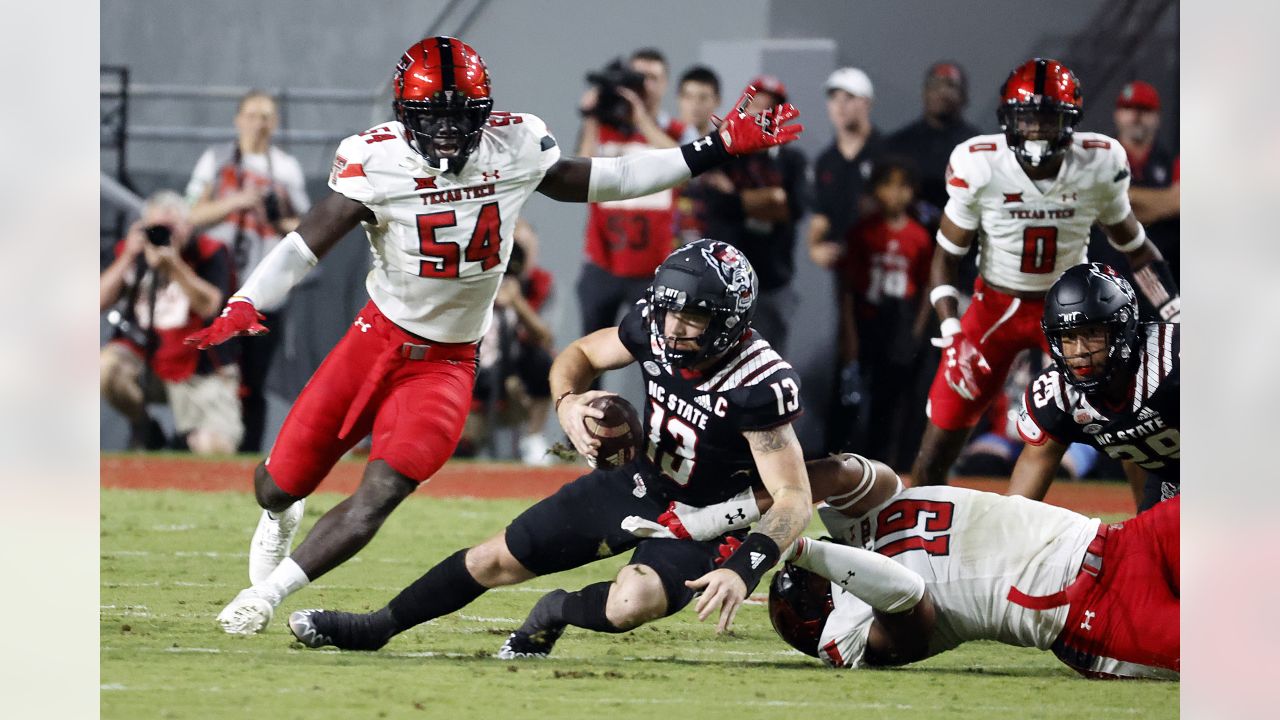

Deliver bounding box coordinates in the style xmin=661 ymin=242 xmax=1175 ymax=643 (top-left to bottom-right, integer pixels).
xmin=101 ymin=488 xmax=1178 ymax=719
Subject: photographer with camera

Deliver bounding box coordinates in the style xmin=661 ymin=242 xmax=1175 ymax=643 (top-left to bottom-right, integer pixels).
xmin=185 ymin=89 xmax=311 ymax=453
xmin=575 ymin=48 xmax=686 ymax=338
xmin=101 ymin=191 xmax=242 ymax=455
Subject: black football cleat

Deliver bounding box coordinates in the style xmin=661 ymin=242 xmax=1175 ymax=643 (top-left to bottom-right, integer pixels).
xmin=288 ymin=608 xmax=396 ymax=651
xmin=497 ymin=589 xmax=569 ymax=659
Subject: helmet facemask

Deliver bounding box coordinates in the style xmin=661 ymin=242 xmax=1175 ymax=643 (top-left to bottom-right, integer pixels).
xmin=646 ymin=289 xmax=741 ymax=369
xmin=998 ymin=103 xmax=1080 ymax=168
xmin=1046 ymin=322 xmax=1132 ymax=393
xmin=395 ymin=94 xmax=493 ymax=172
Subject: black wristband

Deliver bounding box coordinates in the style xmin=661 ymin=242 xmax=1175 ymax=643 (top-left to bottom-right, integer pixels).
xmin=1132 ymin=259 xmax=1180 ymax=320
xmin=720 ymin=532 xmax=781 ymax=594
xmin=680 ymin=130 xmax=731 ymax=177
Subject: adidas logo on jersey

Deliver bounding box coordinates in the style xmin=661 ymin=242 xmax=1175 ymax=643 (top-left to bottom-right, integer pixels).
xmin=749 ymin=552 xmax=767 ymax=569
xmin=1138 ymin=406 xmax=1157 ymax=420
xmin=694 ymin=394 xmax=713 ymax=412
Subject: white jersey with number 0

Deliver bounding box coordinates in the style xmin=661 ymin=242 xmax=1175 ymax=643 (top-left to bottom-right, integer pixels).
xmin=943 ymin=132 xmax=1132 ymax=293
xmin=328 ymin=115 xmax=561 ymax=342
xmin=816 ymin=485 xmax=1099 ymax=668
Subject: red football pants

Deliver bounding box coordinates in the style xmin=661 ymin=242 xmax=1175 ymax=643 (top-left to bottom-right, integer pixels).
xmin=1054 ymin=497 xmax=1180 ymax=679
xmin=926 ymin=277 xmax=1049 ymax=431
xmin=265 ymin=300 xmax=477 ymax=497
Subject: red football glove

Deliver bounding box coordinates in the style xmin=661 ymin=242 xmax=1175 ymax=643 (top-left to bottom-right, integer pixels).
xmin=715 ymin=86 xmax=803 ymax=156
xmin=185 ymin=299 xmax=269 ymax=349
xmin=713 ymin=536 xmax=743 ymax=566
xmin=656 ymin=501 xmax=694 ymax=540
xmin=942 ymin=335 xmax=993 ymax=402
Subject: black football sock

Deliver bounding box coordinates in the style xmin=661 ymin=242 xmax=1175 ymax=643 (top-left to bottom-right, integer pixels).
xmin=386 ymin=548 xmax=487 ymax=631
xmin=552 ymin=581 xmax=625 ymax=634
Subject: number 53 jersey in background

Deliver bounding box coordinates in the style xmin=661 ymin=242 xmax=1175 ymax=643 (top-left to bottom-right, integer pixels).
xmin=328 ymin=115 xmax=560 ymax=343
xmin=1018 ymin=322 xmax=1180 ymax=508
xmin=617 ymin=301 xmax=803 ymax=507
xmin=817 ymin=485 xmax=1100 ymax=668
xmin=943 ymin=132 xmax=1133 ymax=293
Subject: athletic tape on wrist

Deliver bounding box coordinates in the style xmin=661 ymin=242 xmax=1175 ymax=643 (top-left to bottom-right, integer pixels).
xmin=680 ymin=130 xmax=731 ymax=176
xmin=935 ymin=229 xmax=969 ymax=256
xmin=1110 ymin=223 xmax=1147 ymax=253
xmin=721 ymin=532 xmax=781 ymax=593
xmin=929 ymin=284 xmax=961 ymax=307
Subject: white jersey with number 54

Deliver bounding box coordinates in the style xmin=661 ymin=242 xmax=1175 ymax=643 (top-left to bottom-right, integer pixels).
xmin=943 ymin=132 xmax=1133 ymax=293
xmin=816 ymin=485 xmax=1099 ymax=668
xmin=328 ymin=114 xmax=561 ymax=343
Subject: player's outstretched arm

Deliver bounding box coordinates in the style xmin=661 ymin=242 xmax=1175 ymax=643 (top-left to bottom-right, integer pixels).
xmin=1007 ymin=435 xmax=1069 ymax=501
xmin=186 ymin=193 xmax=373 ymax=348
xmin=1102 ymin=212 xmax=1180 ymax=322
xmin=536 ymin=85 xmax=802 ymax=203
xmin=686 ymin=423 xmax=811 ymax=633
xmin=549 ymin=327 xmax=636 ymax=458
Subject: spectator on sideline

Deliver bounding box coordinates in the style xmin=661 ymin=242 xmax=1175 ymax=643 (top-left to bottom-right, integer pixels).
xmin=676 ymin=65 xmax=721 ymax=143
xmin=687 ymin=75 xmax=807 ymax=354
xmin=806 ymin=67 xmax=883 ymax=270
xmin=460 ymin=220 xmax=557 ymax=465
xmin=185 ymin=89 xmax=311 ymax=453
xmin=674 ymin=66 xmax=723 ymax=245
xmin=1091 ymin=81 xmax=1180 ymax=283
xmin=100 ymin=191 xmax=241 ymax=454
xmin=576 ymin=48 xmax=685 ymax=339
xmin=833 ymin=159 xmax=933 ymax=466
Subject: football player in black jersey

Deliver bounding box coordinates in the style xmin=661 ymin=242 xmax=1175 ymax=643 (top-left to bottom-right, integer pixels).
xmin=286 ymin=240 xmax=814 ymax=653
xmin=1010 ymin=263 xmax=1179 ymax=511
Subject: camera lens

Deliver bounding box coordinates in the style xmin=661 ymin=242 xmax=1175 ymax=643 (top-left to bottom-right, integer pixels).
xmin=144 ymin=225 xmax=172 ymax=247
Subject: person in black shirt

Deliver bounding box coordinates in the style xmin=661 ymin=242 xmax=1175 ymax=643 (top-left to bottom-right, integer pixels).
xmin=1009 ymin=263 xmax=1179 ymax=512
xmin=1089 ymin=81 xmax=1180 ymax=286
xmin=688 ymin=75 xmax=807 ymax=354
xmin=287 ymin=240 xmax=813 ymax=654
xmin=807 ymin=67 xmax=883 ymax=270
xmin=884 ymin=62 xmax=984 ymax=231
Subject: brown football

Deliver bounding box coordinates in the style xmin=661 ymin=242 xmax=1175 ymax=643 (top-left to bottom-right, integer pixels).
xmin=583 ymin=395 xmax=643 ymax=469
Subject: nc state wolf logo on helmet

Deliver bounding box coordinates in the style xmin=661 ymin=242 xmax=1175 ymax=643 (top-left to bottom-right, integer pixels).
xmin=699 ymin=243 xmax=757 ymax=316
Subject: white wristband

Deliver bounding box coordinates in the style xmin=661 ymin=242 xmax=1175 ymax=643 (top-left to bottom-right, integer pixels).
xmin=939 ymin=317 xmax=962 ymax=338
xmin=1109 ymin=223 xmax=1147 ymax=253
xmin=936 ymin=229 xmax=969 ymax=257
xmin=929 ymin=285 xmax=961 ymax=307
xmin=234 ymin=231 xmax=318 ymax=312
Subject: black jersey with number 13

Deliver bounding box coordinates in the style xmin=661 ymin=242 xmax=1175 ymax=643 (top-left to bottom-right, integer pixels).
xmin=617 ymin=301 xmax=803 ymax=507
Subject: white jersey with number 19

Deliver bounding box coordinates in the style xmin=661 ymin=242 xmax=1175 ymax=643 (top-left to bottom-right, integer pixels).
xmin=816 ymin=485 xmax=1099 ymax=668
xmin=943 ymin=132 xmax=1133 ymax=293
xmin=328 ymin=114 xmax=561 ymax=343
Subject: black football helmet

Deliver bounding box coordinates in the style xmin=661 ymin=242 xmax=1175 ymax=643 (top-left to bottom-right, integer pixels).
xmin=1042 ymin=263 xmax=1140 ymax=393
xmin=646 ymin=240 xmax=758 ymax=368
xmin=768 ymin=562 xmax=835 ymax=658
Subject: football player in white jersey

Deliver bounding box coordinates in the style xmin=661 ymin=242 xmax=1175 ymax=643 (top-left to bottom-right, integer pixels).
xmin=639 ymin=452 xmax=1178 ymax=678
xmin=185 ymin=36 xmax=803 ymax=635
xmin=759 ymin=455 xmax=1177 ymax=679
xmin=912 ymin=58 xmax=1180 ymax=488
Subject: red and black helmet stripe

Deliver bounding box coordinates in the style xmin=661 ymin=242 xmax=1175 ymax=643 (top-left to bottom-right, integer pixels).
xmin=435 ymin=36 xmax=457 ymax=93
xmin=1034 ymin=58 xmax=1047 ymax=100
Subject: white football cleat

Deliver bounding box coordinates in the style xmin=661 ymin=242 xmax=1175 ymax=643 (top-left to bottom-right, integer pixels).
xmin=217 ymin=588 xmax=276 ymax=635
xmin=248 ymin=500 xmax=305 ymax=585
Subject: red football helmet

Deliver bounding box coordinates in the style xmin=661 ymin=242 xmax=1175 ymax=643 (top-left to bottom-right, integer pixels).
xmin=767 ymin=562 xmax=835 ymax=658
xmin=997 ymin=58 xmax=1082 ymax=168
xmin=393 ymin=36 xmax=494 ymax=171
